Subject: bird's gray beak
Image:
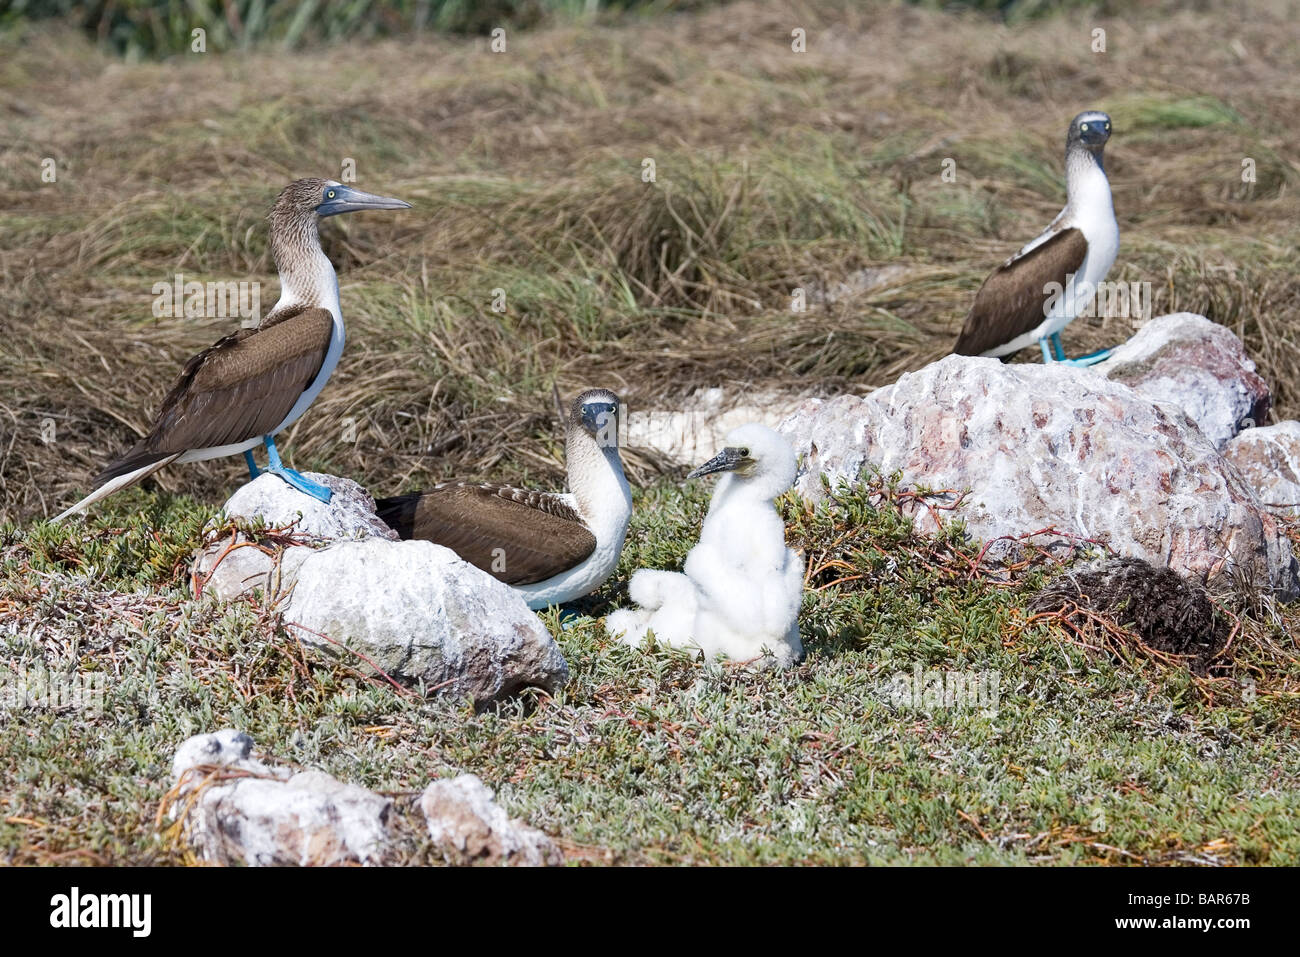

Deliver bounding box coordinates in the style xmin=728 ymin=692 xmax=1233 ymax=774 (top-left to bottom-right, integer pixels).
xmin=581 ymin=402 xmax=618 ymax=437
xmin=1081 ymin=126 xmax=1111 ymax=147
xmin=688 ymin=446 xmax=745 ymax=479
xmin=316 ymin=185 xmax=412 ymax=218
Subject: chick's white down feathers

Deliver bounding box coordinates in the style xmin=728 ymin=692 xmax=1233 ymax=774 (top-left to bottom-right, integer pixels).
xmin=607 ymin=423 xmax=804 ymax=666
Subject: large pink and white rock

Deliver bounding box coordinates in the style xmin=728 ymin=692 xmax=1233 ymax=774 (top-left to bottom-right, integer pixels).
xmin=1095 ymin=313 xmax=1269 ymax=450
xmin=1221 ymin=421 xmax=1300 ymax=517
xmin=780 ymin=355 xmax=1297 ymax=597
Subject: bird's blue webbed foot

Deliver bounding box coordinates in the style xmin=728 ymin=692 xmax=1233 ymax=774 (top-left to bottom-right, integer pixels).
xmin=1058 ymin=347 xmax=1113 ymax=367
xmin=557 ymin=607 xmax=588 ymax=632
xmin=261 ymin=435 xmax=332 ymax=503
xmin=1040 ymin=333 xmax=1112 ymax=366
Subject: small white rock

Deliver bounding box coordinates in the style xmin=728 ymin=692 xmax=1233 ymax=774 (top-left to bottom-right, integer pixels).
xmin=169 ymin=729 xmax=391 ymax=867
xmin=420 ymin=774 xmax=561 ymax=867
xmin=222 ymin=471 xmax=399 ymax=542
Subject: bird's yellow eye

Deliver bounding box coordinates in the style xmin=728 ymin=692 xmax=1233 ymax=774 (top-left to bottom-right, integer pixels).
xmin=327 ymin=189 xmax=336 ymax=198
xmin=1104 ymin=122 xmax=1110 ymax=130
xmin=1081 ymin=123 xmax=1089 ymax=131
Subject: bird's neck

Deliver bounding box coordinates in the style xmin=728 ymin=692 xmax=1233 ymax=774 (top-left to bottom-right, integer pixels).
xmin=267 ymin=216 xmax=341 ymax=323
xmin=711 ymin=472 xmax=783 ymax=511
xmin=1065 ymin=145 xmax=1111 ymax=215
xmin=566 ymin=427 xmax=632 ymax=529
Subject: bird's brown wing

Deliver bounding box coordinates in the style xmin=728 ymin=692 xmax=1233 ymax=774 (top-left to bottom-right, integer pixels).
xmin=375 ymin=484 xmax=597 ymax=586
xmin=96 ymin=308 xmax=335 ymax=485
xmin=953 ymin=228 xmax=1089 ymax=357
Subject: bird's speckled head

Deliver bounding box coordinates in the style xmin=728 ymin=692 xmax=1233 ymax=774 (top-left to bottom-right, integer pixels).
xmin=571 ymin=388 xmax=621 ymax=447
xmin=269 ymin=178 xmax=329 ymax=227
xmin=1068 ymin=111 xmax=1112 ymax=153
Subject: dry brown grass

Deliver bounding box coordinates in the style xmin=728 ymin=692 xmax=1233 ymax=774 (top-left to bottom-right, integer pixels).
xmin=2 ymin=0 xmax=1298 ymax=521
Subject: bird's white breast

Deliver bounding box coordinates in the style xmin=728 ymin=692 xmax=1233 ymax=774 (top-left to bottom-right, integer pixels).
xmin=515 ymin=452 xmax=633 ymax=609
xmin=269 ymin=264 xmax=344 ymax=438
xmin=1072 ymin=163 xmax=1119 ymax=286
xmin=175 ymin=251 xmax=344 ymax=465
xmin=1041 ymin=164 xmax=1118 ymax=336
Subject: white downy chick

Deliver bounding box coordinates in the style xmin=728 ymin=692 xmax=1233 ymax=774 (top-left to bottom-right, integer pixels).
xmin=607 ymin=423 xmax=804 ymax=667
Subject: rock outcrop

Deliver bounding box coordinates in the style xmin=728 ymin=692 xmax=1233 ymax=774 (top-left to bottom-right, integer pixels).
xmin=781 ymin=353 xmax=1297 ymax=597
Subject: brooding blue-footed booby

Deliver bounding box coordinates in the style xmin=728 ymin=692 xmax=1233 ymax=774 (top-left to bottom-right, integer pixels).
xmin=375 ymin=389 xmax=633 ymax=610
xmin=607 ymin=423 xmax=804 ymax=668
xmin=53 ymin=178 xmax=410 ymax=522
xmin=954 ymin=111 xmax=1118 ymax=365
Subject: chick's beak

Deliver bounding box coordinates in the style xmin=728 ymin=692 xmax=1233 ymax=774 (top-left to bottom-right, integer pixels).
xmin=688 ymin=446 xmax=746 ymax=479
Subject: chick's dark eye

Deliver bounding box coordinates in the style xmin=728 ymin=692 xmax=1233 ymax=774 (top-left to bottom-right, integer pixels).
xmin=740 ymin=448 xmax=750 ymax=457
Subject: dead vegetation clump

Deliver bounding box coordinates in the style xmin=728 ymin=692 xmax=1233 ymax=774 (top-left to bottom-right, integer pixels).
xmin=1029 ymin=557 xmax=1231 ymax=674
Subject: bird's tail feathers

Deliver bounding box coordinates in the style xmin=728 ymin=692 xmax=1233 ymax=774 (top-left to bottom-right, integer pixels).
xmin=93 ymin=447 xmax=175 ymax=487
xmin=51 ymin=454 xmax=181 ymax=522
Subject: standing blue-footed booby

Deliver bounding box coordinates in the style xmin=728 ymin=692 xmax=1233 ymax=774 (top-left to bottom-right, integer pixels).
xmin=375 ymin=389 xmax=632 ymax=610
xmin=53 ymin=178 xmax=410 ymax=522
xmin=607 ymin=423 xmax=804 ymax=668
xmin=954 ymin=111 xmax=1118 ymax=365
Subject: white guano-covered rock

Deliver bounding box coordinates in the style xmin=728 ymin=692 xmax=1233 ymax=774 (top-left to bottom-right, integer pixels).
xmin=1095 ymin=312 xmax=1270 ymax=450
xmin=221 ymin=471 xmax=399 ymax=543
xmin=781 ymin=355 xmax=1298 ymax=597
xmin=193 ymin=472 xmax=397 ymax=601
xmin=169 ymin=729 xmax=391 ymax=867
xmin=420 ymin=774 xmax=561 ymax=866
xmin=281 ymin=539 xmax=570 ymax=704
xmin=192 ymin=475 xmax=571 ymax=706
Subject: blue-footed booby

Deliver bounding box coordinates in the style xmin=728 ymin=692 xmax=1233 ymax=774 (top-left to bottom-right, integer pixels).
xmin=607 ymin=423 xmax=804 ymax=667
xmin=375 ymin=389 xmax=633 ymax=610
xmin=954 ymin=111 xmax=1118 ymax=365
xmin=53 ymin=178 xmax=410 ymax=522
